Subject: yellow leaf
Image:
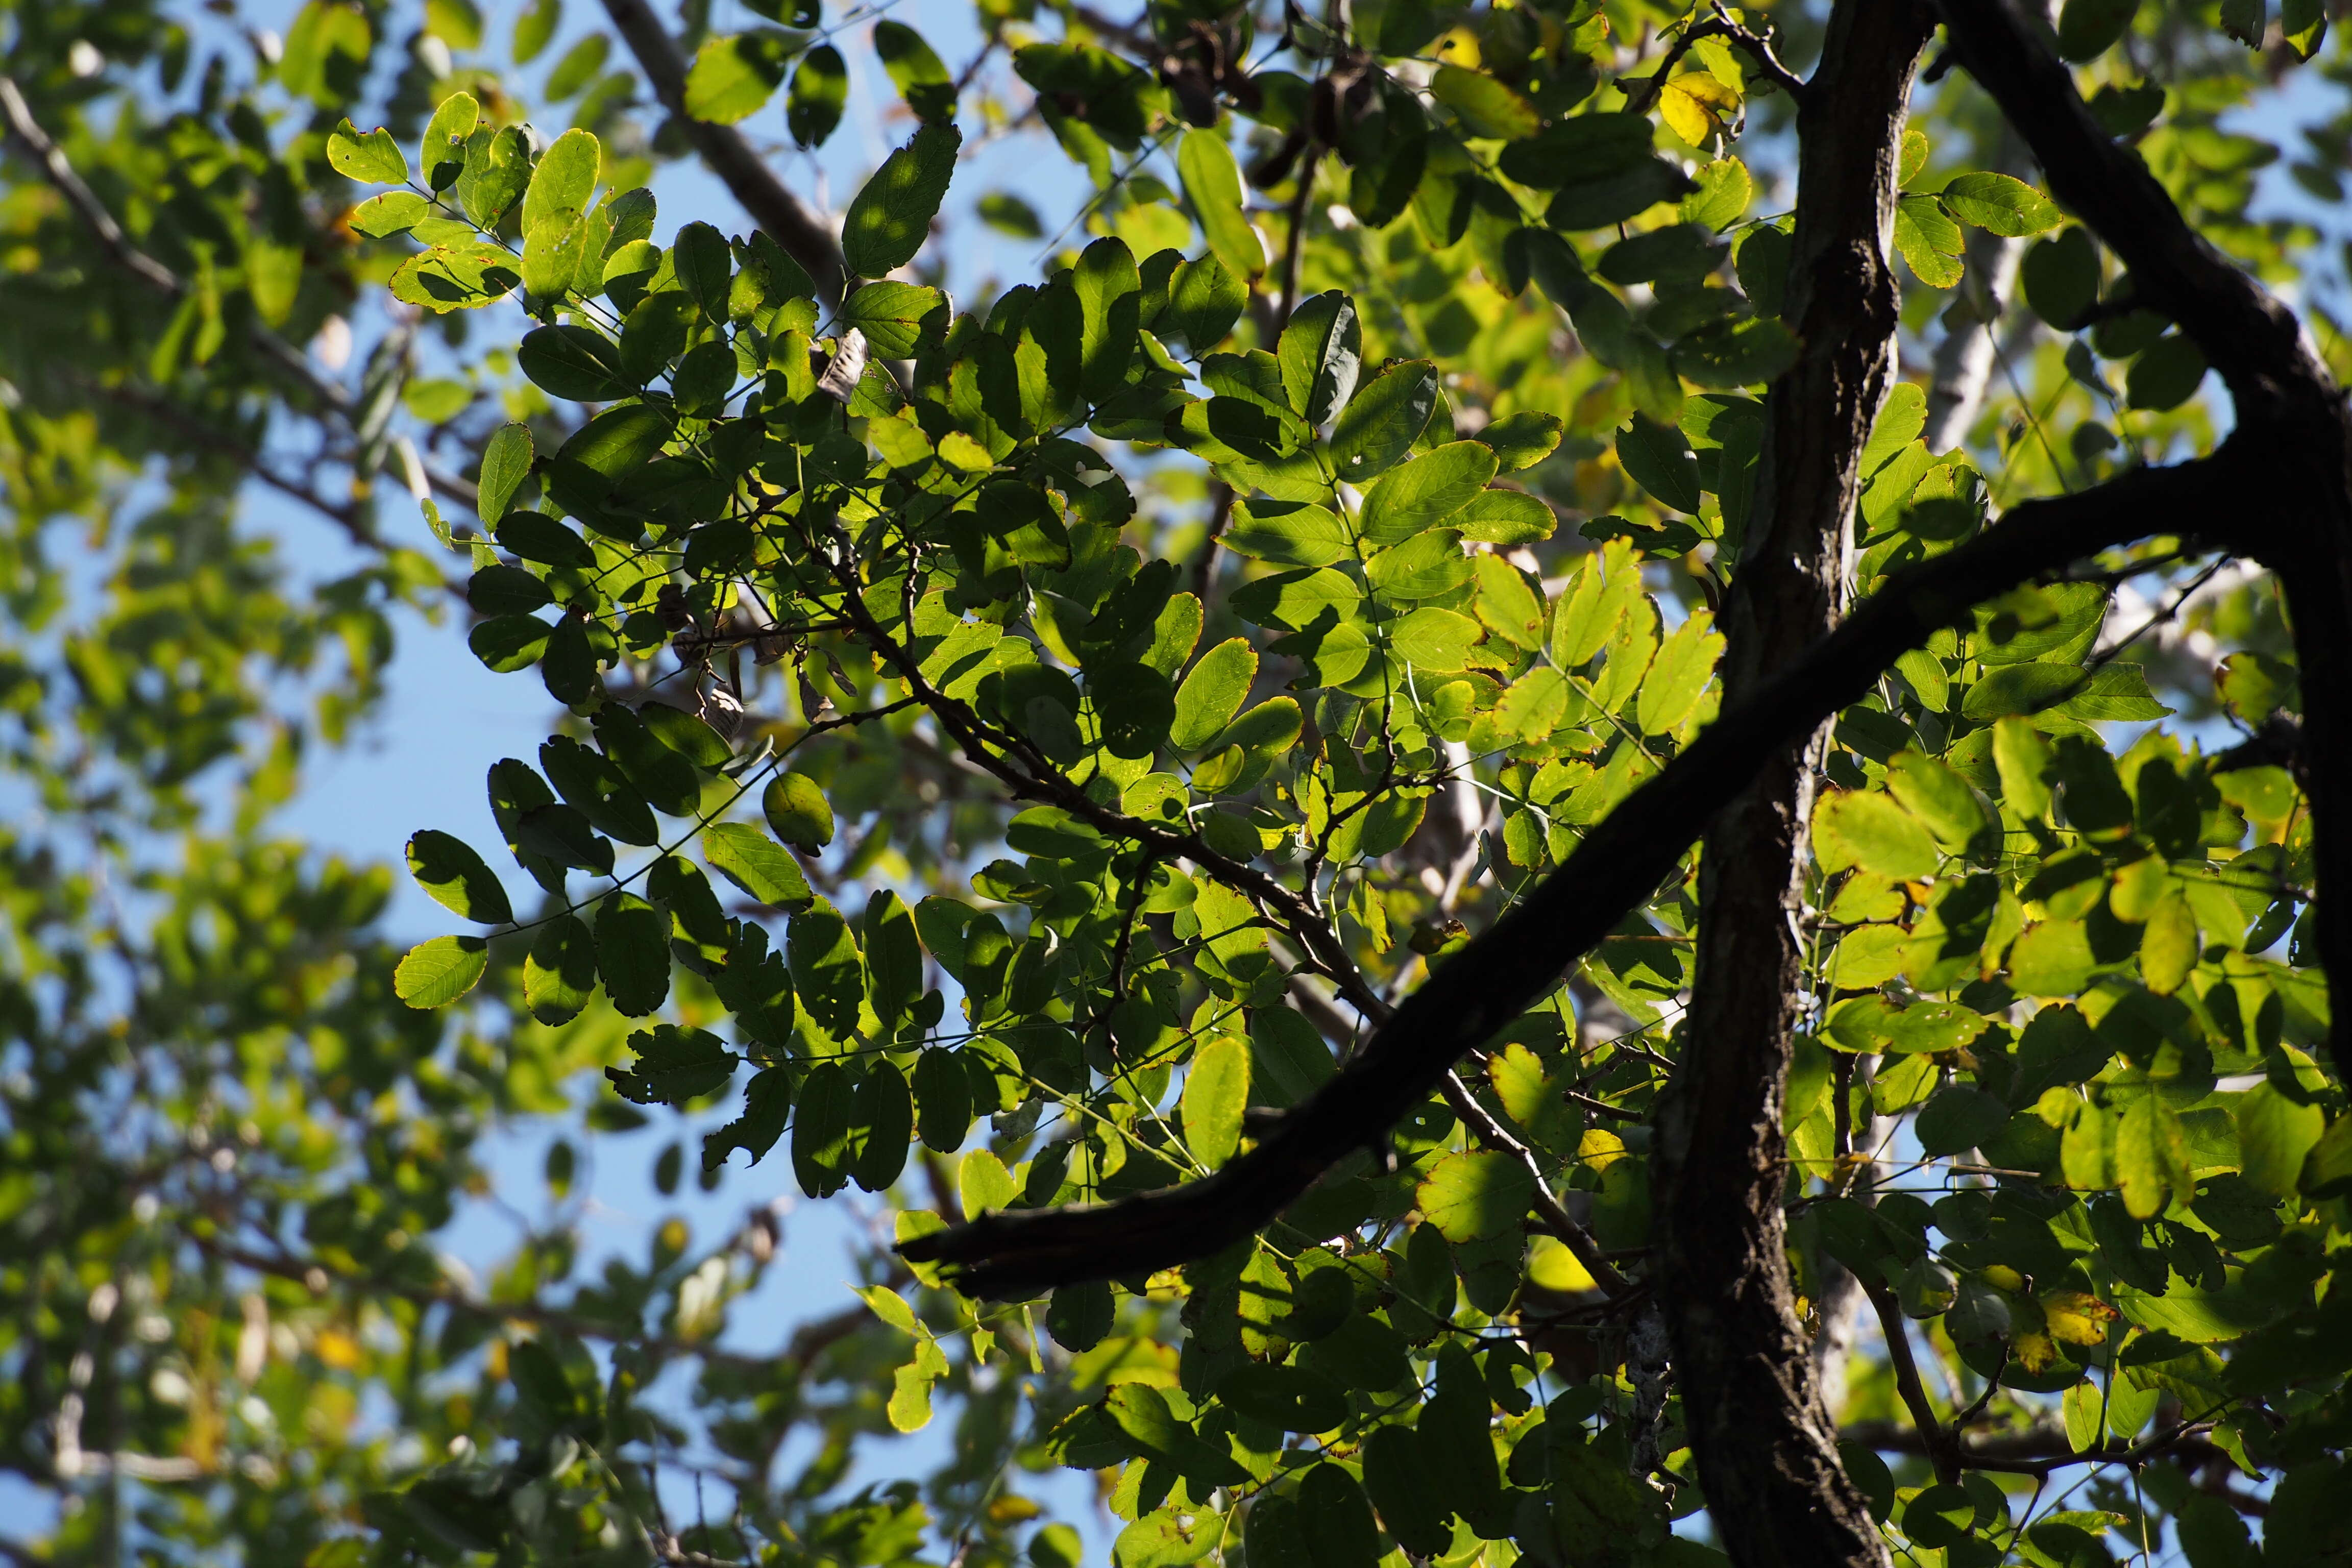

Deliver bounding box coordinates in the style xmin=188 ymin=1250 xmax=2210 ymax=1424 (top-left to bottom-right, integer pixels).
xmin=1529 ymin=1235 xmax=1599 ymax=1293
xmin=2042 ymin=1290 xmax=2120 ymax=1347
xmin=1659 ymin=70 xmax=1739 ymax=146
xmin=1578 ymin=1128 xmax=1628 ymax=1169
xmin=315 ymin=1330 xmax=364 ymax=1370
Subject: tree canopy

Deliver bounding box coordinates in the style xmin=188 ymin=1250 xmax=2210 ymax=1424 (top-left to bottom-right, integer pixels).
xmin=5 ymin=0 xmax=2352 ymax=1563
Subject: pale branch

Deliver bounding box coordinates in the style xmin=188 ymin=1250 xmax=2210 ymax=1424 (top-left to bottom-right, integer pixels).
xmin=599 ymin=0 xmax=847 ymax=303
xmin=899 ymin=445 xmax=2253 ymax=1297
xmin=0 ymin=73 xmax=479 ymax=516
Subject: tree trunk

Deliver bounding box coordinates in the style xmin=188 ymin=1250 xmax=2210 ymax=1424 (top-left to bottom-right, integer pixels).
xmin=1650 ymin=3 xmax=1932 ymax=1563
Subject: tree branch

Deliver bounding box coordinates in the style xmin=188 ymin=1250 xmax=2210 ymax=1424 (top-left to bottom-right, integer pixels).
xmin=898 ymin=445 xmax=2252 ymax=1297
xmin=599 ymin=0 xmax=847 ymax=303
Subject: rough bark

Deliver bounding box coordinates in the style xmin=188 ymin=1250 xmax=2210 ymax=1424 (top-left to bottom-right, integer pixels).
xmin=1647 ymin=3 xmax=1931 ymax=1562
xmin=1936 ymin=0 xmax=2352 ymax=1072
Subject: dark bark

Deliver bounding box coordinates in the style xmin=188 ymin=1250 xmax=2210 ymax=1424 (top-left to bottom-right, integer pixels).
xmin=899 ymin=445 xmax=2252 ymax=1296
xmin=1936 ymin=0 xmax=2352 ymax=1072
xmin=1647 ymin=2 xmax=1932 ymax=1560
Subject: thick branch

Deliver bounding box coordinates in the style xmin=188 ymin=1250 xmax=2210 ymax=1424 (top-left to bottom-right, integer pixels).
xmin=898 ymin=447 xmax=2251 ymax=1296
xmin=599 ymin=0 xmax=846 ymax=302
xmin=1651 ymin=4 xmax=1929 ymax=1559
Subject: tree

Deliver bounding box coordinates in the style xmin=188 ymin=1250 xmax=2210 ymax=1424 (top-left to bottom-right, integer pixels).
xmin=4 ymin=0 xmax=2351 ymax=1561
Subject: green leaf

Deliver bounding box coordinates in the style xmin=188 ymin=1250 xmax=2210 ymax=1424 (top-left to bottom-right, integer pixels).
xmin=522 ymin=127 xmax=599 ymax=235
xmin=1635 ymin=608 xmax=1721 ymax=736
xmin=1160 ymin=253 xmax=1244 ymax=354
xmin=1552 ymin=538 xmax=1640 ymax=667
xmin=1940 ymin=171 xmax=2061 ymax=236
xmin=327 ymin=119 xmax=409 ymax=184
xmin=913 ymin=1048 xmax=973 ymax=1153
xmin=1359 ymin=442 xmax=1498 ymax=547
xmin=1222 ymin=500 xmax=1352 ymax=567
xmin=541 ymin=736 xmax=657 ymax=845
xmin=787 ymin=45 xmax=848 ymax=149
xmin=519 ymin=324 xmax=627 ymax=400
xmin=419 ymin=92 xmax=480 ymax=192
xmin=512 ymin=0 xmax=560 ymax=62
xmin=520 ymin=210 xmax=584 ymax=300
xmin=959 ymin=1146 xmax=1018 ymax=1217
xmin=672 ymin=221 xmax=733 ymax=318
xmin=1916 ymin=1086 xmax=2011 ymax=1156
xmin=555 ymin=401 xmax=673 ymax=478
xmin=1180 ymin=1035 xmax=1250 ymax=1168
xmin=1815 ymin=790 xmax=1942 ymax=881
xmin=1171 ymin=638 xmax=1257 ymax=751
xmin=1295 ymin=1464 xmax=1380 ymax=1567
xmin=703 ymin=822 xmax=815 ymax=908
xmin=1476 ymin=410 xmax=1564 ymax=473
xmin=1177 ymin=130 xmax=1261 ymax=281
xmin=2117 ymin=1094 xmax=2190 ymax=1218
xmin=1885 ymin=750 xmax=1994 ymax=853
xmin=1903 ymin=1483 xmax=1975 ymax=1550
xmin=1894 ymin=193 xmax=1965 ymax=288
xmin=873 ymin=20 xmax=955 ymax=123
xmin=351 ymin=191 xmax=430 ymax=237
xmin=1615 ymin=414 xmax=1701 ymax=512
xmin=852 ymin=1061 xmax=913 ymax=1190
xmin=1429 ymin=62 xmax=1540 ymax=140
xmin=406 ymin=829 xmax=514 ymax=924
xmin=1073 ymin=237 xmax=1140 ymax=402
xmin=640 ymin=703 xmax=733 ymax=768
xmin=792 ymin=1059 xmax=854 ymax=1195
xmin=2023 ymin=228 xmax=2101 ymax=330
xmin=842 ymin=122 xmax=960 ymax=280
xmin=591 ymin=704 xmax=700 ymax=816
xmin=389 ymin=243 xmax=521 ymax=313
xmin=838 ymin=280 xmax=944 ymax=357
xmin=1992 ymin=716 xmax=2055 ymax=816
xmin=2126 ymin=335 xmax=2209 ymax=412
xmin=684 ymin=30 xmax=795 ymax=123
xmin=762 ymin=772 xmax=835 ymax=850
xmin=2058 ymin=0 xmax=2141 ymax=60
xmin=1329 ymin=359 xmax=1436 ymax=482
xmin=2236 ymin=1083 xmax=2324 ymax=1199
xmin=455 ymin=125 xmax=531 ymax=229
xmin=523 ymin=914 xmax=597 ymax=1024
xmin=1416 ymin=1149 xmax=1536 ymax=1242
xmin=790 ymin=898 xmax=865 ymax=1037
xmin=395 ymin=935 xmax=490 ymax=1009
xmin=477 ymin=422 xmax=534 ymax=525
xmin=1279 ymin=291 xmax=1364 ymax=428
xmin=1091 ymin=663 xmax=1175 ymax=758
xmin=596 ymin=893 xmax=670 ymax=1016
